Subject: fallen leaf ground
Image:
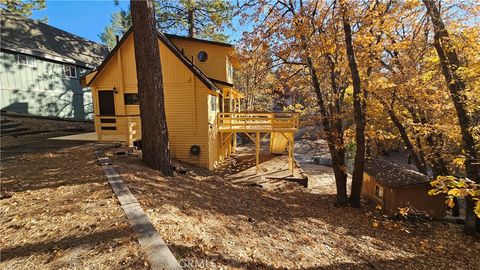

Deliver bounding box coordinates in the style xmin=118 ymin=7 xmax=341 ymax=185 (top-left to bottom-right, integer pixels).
xmin=111 ymin=152 xmax=480 ymax=270
xmin=2 ymin=114 xmax=479 ymax=270
xmin=1 ymin=116 xmax=147 ymax=269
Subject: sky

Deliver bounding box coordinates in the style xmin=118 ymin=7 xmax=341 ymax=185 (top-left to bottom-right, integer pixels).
xmin=31 ymin=0 xmax=129 ymax=43
xmin=30 ymin=0 xmax=247 ymax=45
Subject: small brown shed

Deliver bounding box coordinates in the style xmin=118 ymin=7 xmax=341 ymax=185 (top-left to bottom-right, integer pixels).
xmin=362 ymin=160 xmax=447 ymax=218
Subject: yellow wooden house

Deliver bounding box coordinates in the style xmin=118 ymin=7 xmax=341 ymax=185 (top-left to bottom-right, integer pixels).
xmin=82 ymin=29 xmax=299 ymax=172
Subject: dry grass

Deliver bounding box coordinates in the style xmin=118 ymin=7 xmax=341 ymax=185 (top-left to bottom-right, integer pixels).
xmin=1 ymin=143 xmax=147 ymax=269
xmin=111 ymin=153 xmax=480 ymax=270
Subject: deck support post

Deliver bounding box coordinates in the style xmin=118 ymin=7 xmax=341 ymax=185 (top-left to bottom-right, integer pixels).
xmin=96 ymin=118 xmax=103 ymax=141
xmin=256 ymin=132 xmax=260 ymax=174
xmin=289 ymin=133 xmax=294 ymax=175
xmin=127 ymin=117 xmax=133 ymax=147
xmin=233 ymin=132 xmax=237 ymax=155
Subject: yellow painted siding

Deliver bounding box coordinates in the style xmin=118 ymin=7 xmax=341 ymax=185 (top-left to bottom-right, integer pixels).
xmin=169 ymin=38 xmax=230 ymax=82
xmin=207 ymin=93 xmax=226 ymax=170
xmin=90 ymin=33 xmax=212 ymax=168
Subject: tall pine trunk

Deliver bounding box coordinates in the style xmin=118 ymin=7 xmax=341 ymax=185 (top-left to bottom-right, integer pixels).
xmin=341 ymin=7 xmax=366 ymax=208
xmin=423 ymin=0 xmax=479 ymax=234
xmin=131 ymin=0 xmax=174 ymax=176
xmin=187 ymin=8 xmax=195 ymax=38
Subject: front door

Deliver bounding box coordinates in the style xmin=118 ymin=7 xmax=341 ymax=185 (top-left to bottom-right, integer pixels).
xmin=98 ymin=91 xmax=115 ymax=116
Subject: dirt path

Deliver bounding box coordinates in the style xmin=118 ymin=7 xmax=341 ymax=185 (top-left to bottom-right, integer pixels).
xmin=1 ymin=116 xmax=147 ymax=269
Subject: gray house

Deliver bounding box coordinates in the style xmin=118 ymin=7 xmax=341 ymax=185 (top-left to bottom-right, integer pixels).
xmin=0 ymin=10 xmax=109 ymax=120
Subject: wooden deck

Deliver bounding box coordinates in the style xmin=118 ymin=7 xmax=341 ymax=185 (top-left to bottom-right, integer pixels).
xmin=217 ymin=112 xmax=299 ymax=132
xmin=217 ymin=112 xmax=299 ymax=174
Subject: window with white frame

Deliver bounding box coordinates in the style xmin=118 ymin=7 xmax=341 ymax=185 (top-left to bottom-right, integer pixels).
xmin=226 ymin=57 xmax=233 ymax=82
xmin=210 ymin=95 xmax=217 ymax=112
xmin=208 ymin=94 xmax=217 ymax=124
xmin=64 ymin=65 xmax=77 ymax=78
xmin=17 ymin=54 xmax=36 ymax=67
xmin=374 ymin=184 xmax=384 ymax=199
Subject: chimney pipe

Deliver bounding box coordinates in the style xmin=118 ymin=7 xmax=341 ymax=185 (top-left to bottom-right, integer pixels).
xmin=115 ymin=35 xmax=120 ymax=44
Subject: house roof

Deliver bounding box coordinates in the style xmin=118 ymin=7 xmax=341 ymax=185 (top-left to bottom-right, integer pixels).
xmin=164 ymin=33 xmax=233 ymax=48
xmin=84 ymin=28 xmax=220 ymax=92
xmin=208 ymin=78 xmax=234 ymax=87
xmin=0 ymin=10 xmax=109 ymax=69
xmin=365 ymin=159 xmax=431 ymax=188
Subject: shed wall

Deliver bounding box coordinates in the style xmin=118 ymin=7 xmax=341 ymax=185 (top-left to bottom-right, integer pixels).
xmin=362 ymin=172 xmax=446 ymax=218
xmin=393 ymin=185 xmax=447 ymax=218
xmin=362 ymin=172 xmax=395 ymax=209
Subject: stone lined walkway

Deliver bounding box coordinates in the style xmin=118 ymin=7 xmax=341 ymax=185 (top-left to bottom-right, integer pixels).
xmin=95 ymin=151 xmax=181 ymax=270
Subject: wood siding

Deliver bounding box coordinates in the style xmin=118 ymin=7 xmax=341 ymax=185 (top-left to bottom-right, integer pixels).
xmin=207 ymin=93 xmax=231 ymax=169
xmin=362 ymin=172 xmax=446 ymax=218
xmin=0 ymin=51 xmax=92 ymax=119
xmin=169 ymin=38 xmax=231 ymax=83
xmin=362 ymin=173 xmax=395 ymax=209
xmin=90 ymin=34 xmax=217 ymax=169
xmin=393 ymin=186 xmax=446 ymax=218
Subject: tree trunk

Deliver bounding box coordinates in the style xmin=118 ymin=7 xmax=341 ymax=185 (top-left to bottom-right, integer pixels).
xmin=386 ymin=108 xmax=428 ymax=174
xmin=305 ymin=55 xmax=348 ymax=206
xmin=330 ymin=146 xmax=349 ymax=206
xmin=131 ymin=0 xmax=174 ymax=176
xmin=187 ymin=8 xmax=195 ymax=38
xmin=342 ymin=8 xmax=366 ymax=208
xmin=423 ymin=0 xmax=479 ymax=234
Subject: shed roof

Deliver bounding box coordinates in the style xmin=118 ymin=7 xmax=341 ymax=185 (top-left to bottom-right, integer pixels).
xmin=365 ymin=159 xmax=431 ymax=188
xmin=0 ymin=10 xmax=109 ymax=69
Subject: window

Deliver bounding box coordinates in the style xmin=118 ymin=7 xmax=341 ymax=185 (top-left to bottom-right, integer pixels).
xmin=374 ymin=184 xmax=384 ymax=199
xmin=197 ymin=51 xmax=208 ymax=62
xmin=226 ymin=57 xmax=234 ymax=82
xmin=64 ymin=65 xmax=77 ymax=78
xmin=124 ymin=93 xmax=139 ymax=105
xmin=210 ymin=95 xmax=217 ymax=112
xmin=17 ymin=54 xmax=36 ymax=67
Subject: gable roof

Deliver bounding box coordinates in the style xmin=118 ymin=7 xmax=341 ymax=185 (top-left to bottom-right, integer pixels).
xmin=164 ymin=33 xmax=233 ymax=48
xmin=84 ymin=28 xmax=220 ymax=92
xmin=0 ymin=10 xmax=109 ymax=69
xmin=365 ymin=159 xmax=431 ymax=188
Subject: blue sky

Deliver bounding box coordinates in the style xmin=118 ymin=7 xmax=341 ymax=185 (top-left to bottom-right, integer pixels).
xmin=31 ymin=0 xmax=129 ymax=43
xmin=30 ymin=0 xmax=247 ymax=45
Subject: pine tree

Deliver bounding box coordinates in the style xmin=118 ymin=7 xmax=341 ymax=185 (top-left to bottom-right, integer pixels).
xmin=130 ymin=0 xmax=174 ymax=176
xmin=0 ymin=0 xmax=46 ymax=16
xmin=100 ymin=0 xmax=233 ymax=47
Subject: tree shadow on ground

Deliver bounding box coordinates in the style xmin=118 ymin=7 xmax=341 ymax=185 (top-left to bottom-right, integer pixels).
xmin=118 ymin=157 xmax=412 ymax=239
xmin=115 ymin=154 xmax=480 ymax=269
xmin=1 ymin=141 xmax=105 ymax=193
xmin=0 ymin=227 xmax=132 ymax=262
xmin=170 ymin=243 xmax=428 ymax=270
xmin=1 ymin=133 xmax=92 ymax=160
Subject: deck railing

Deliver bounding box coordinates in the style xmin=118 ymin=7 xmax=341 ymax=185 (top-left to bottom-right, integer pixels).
xmin=95 ymin=115 xmax=141 ymax=146
xmin=217 ymin=112 xmax=300 ymax=132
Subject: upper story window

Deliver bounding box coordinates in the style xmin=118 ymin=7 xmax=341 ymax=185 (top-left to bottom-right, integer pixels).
xmin=17 ymin=54 xmax=36 ymax=67
xmin=227 ymin=58 xmax=234 ymax=82
xmin=197 ymin=51 xmax=208 ymax=62
xmin=64 ymin=65 xmax=77 ymax=78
